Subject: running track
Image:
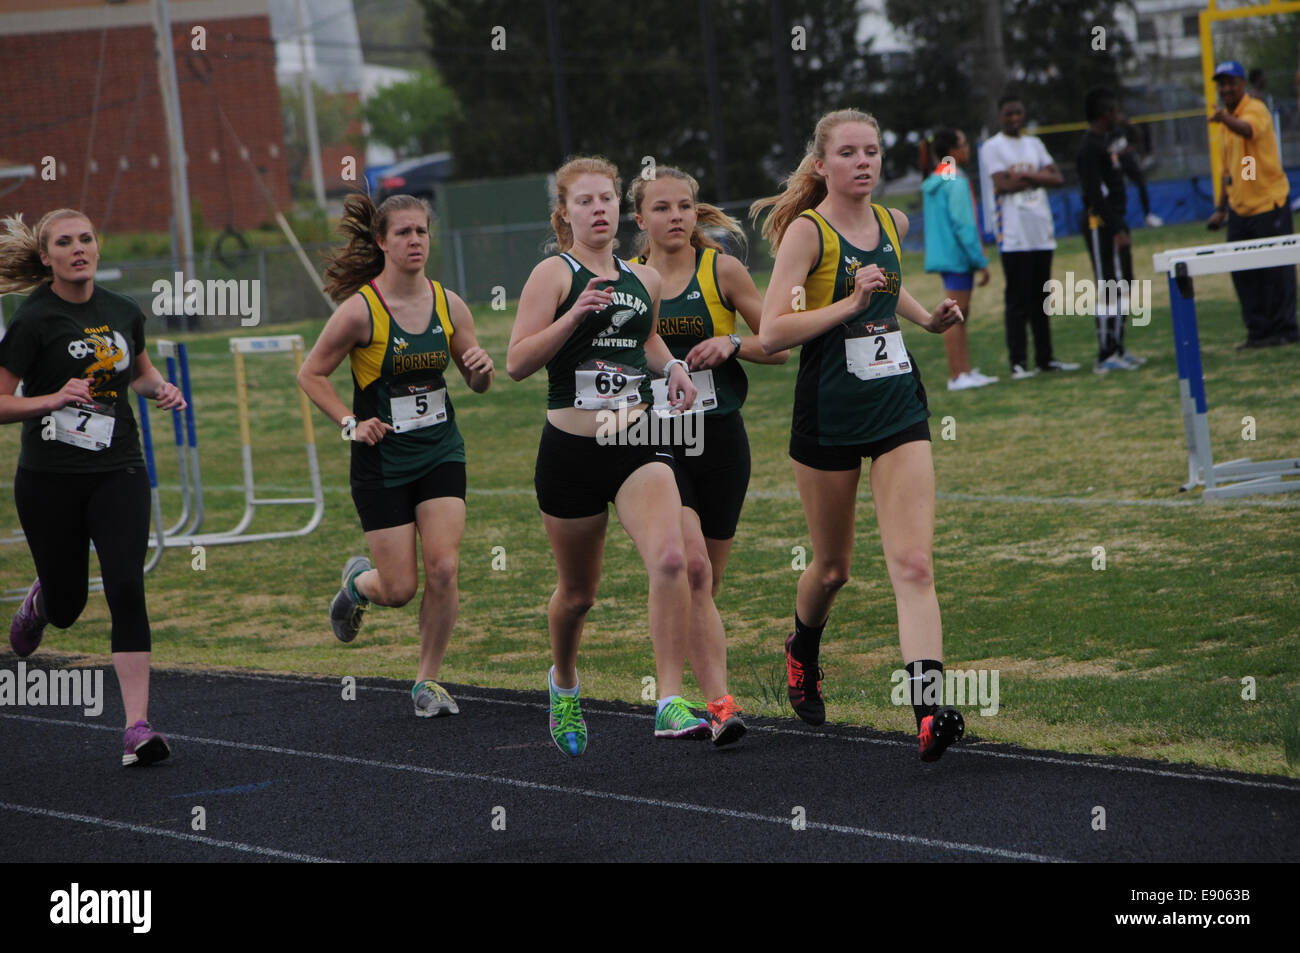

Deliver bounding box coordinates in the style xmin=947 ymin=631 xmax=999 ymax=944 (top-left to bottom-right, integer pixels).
xmin=2 ymin=656 xmax=1297 ymax=863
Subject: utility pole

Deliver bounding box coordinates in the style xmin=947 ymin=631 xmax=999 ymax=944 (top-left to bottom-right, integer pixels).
xmin=981 ymin=0 xmax=1007 ymax=137
xmin=297 ymin=0 xmax=327 ymax=210
xmin=150 ymin=0 xmax=195 ymax=326
xmin=699 ymin=0 xmax=729 ymax=201
xmin=769 ymin=0 xmax=797 ymax=171
xmin=544 ymin=0 xmax=573 ymax=159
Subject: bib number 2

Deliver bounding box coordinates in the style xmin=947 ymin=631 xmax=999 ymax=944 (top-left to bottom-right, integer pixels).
xmin=845 ymin=321 xmax=909 ymax=381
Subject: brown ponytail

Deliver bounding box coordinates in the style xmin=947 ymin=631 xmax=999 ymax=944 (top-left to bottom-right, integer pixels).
xmin=322 ymin=192 xmax=432 ymax=301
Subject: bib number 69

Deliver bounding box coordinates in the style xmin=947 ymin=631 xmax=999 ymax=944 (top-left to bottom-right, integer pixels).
xmin=595 ymin=371 xmax=627 ymax=396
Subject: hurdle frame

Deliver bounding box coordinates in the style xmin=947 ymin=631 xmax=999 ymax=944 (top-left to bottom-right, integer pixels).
xmin=160 ymin=334 xmax=324 ymax=547
xmin=1153 ymin=234 xmax=1300 ymax=500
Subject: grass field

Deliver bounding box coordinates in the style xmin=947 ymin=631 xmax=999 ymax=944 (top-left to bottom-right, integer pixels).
xmin=2 ymin=219 xmax=1298 ymax=777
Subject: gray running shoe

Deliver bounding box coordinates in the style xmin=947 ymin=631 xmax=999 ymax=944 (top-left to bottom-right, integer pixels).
xmin=329 ymin=556 xmax=371 ymax=643
xmin=412 ymin=679 xmax=459 ymax=717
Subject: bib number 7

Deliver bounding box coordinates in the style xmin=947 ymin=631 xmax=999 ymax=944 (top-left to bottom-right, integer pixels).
xmin=50 ymin=400 xmax=116 ymax=451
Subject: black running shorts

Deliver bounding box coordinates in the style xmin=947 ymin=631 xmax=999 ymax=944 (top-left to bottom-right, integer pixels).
xmin=789 ymin=418 xmax=931 ymax=472
xmin=351 ymin=461 xmax=466 ymax=532
xmin=534 ymin=421 xmax=676 ymax=519
xmin=673 ymin=410 xmax=751 ymax=540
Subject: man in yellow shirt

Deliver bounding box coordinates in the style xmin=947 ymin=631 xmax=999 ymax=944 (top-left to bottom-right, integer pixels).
xmin=1206 ymin=60 xmax=1298 ymax=349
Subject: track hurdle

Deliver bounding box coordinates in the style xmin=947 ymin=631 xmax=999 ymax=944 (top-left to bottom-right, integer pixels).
xmin=161 ymin=334 xmax=323 ymax=547
xmin=155 ymin=339 xmax=205 ymax=537
xmin=1153 ymin=234 xmax=1300 ymax=500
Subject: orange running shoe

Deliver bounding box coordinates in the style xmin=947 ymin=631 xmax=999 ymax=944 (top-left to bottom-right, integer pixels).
xmin=705 ymin=694 xmax=747 ymax=747
xmin=918 ymin=706 xmax=965 ymax=762
xmin=785 ymin=632 xmax=825 ymax=725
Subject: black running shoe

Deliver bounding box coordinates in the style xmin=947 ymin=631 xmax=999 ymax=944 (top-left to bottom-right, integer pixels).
xmin=918 ymin=706 xmax=965 ymax=762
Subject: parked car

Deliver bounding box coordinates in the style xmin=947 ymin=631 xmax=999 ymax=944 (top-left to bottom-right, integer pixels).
xmin=374 ymin=152 xmax=454 ymax=205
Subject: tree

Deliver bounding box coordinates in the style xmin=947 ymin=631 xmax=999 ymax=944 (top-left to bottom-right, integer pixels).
xmin=419 ymin=0 xmax=874 ymax=198
xmin=882 ymin=0 xmax=1129 ymax=169
xmin=363 ymin=68 xmax=460 ymax=159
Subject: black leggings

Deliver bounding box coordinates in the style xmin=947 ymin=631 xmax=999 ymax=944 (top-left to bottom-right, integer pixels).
xmin=13 ymin=466 xmax=152 ymax=652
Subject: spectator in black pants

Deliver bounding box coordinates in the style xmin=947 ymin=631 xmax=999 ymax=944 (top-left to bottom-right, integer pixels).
xmin=978 ymin=94 xmax=1080 ymax=378
xmin=1206 ymin=60 xmax=1299 ymax=348
xmin=1078 ymin=87 xmax=1147 ymax=374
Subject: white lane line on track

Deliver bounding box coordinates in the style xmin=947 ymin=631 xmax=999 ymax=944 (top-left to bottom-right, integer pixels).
xmin=195 ymin=671 xmax=1300 ymax=795
xmin=148 ymin=484 xmax=1300 ymax=508
xmin=0 ymin=712 xmax=1065 ymax=862
xmin=0 ymin=800 xmax=338 ymax=863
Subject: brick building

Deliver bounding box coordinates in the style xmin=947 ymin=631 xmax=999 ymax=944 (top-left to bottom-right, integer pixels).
xmin=0 ymin=0 xmax=293 ymax=234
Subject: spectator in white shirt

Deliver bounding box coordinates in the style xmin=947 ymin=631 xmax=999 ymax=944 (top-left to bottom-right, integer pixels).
xmin=979 ymin=94 xmax=1080 ymax=378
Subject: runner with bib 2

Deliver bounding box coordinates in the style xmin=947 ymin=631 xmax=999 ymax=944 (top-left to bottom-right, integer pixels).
xmin=626 ymin=165 xmax=792 ymax=746
xmin=299 ymin=193 xmax=494 ymax=720
xmin=0 ymin=208 xmax=185 ymax=767
xmin=752 ymin=109 xmax=970 ymax=763
xmin=507 ymin=155 xmax=709 ymax=757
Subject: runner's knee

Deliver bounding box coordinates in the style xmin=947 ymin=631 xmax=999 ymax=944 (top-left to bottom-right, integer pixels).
xmin=889 ymin=548 xmax=934 ymax=588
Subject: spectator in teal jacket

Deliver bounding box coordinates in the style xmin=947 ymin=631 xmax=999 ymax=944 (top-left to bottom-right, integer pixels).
xmin=922 ymin=129 xmax=995 ymax=390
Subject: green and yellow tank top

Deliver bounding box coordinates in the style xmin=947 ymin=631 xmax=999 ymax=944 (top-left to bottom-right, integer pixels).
xmin=349 ymin=278 xmax=465 ymax=489
xmin=633 ymin=246 xmax=747 ymax=417
xmin=545 ymin=254 xmax=655 ymax=410
xmin=792 ymin=204 xmax=928 ymax=445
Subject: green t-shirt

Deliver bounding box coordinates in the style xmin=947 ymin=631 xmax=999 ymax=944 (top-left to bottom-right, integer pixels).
xmin=0 ymin=282 xmax=147 ymax=472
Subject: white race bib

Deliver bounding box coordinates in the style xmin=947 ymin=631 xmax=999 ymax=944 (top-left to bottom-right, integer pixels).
xmin=651 ymin=369 xmax=716 ymax=417
xmin=845 ymin=320 xmax=910 ymax=381
xmin=574 ymin=359 xmax=644 ymax=410
xmin=389 ymin=382 xmax=448 ymax=433
xmin=51 ymin=400 xmax=116 ymax=451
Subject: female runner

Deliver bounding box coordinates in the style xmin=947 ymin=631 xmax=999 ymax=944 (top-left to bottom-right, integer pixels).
xmin=1 ymin=209 xmax=185 ymax=766
xmin=507 ymin=156 xmax=704 ymax=756
xmin=299 ymin=193 xmax=493 ymax=717
xmin=751 ymin=110 xmax=967 ymax=761
xmin=628 ymin=166 xmax=789 ymax=745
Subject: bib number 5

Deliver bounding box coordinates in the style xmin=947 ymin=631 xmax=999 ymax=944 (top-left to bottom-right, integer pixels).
xmin=390 ymin=382 xmax=448 ymax=433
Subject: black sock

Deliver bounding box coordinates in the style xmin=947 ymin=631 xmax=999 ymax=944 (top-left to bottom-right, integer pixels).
xmin=790 ymin=613 xmax=825 ymax=664
xmin=34 ymin=588 xmax=47 ymax=623
xmin=908 ymin=659 xmax=944 ymax=730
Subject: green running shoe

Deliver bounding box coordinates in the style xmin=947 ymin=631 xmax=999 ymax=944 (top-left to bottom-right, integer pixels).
xmin=654 ymin=695 xmax=709 ymax=739
xmin=548 ymin=669 xmax=587 ymax=757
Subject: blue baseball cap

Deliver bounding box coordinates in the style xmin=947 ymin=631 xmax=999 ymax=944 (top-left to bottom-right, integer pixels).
xmin=1213 ymin=60 xmax=1246 ymax=80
